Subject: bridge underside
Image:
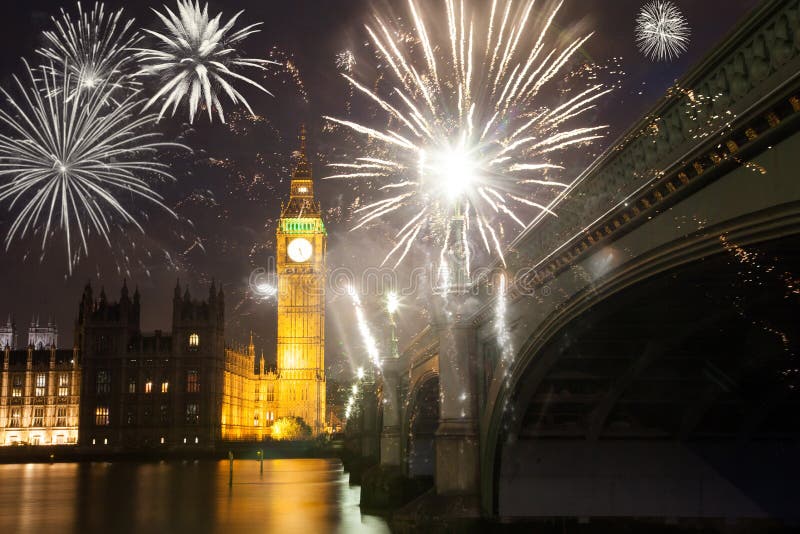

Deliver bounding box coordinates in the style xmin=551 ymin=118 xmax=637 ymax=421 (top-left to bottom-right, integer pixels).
xmin=499 ymin=236 xmax=800 ymax=519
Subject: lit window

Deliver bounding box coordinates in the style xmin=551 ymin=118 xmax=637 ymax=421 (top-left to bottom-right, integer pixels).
xmin=160 ymin=437 xmax=165 ymax=444
xmin=194 ymin=437 xmax=199 ymax=444
xmin=35 ymin=373 xmax=46 ymax=397
xmin=33 ymin=407 xmax=44 ymax=427
xmin=145 ymin=379 xmax=153 ymax=394
xmin=189 ymin=333 xmax=199 ymax=347
xmin=128 ymin=377 xmax=136 ymax=394
xmin=9 ymin=408 xmax=21 ymax=427
xmin=96 ymin=370 xmax=110 ymax=394
xmin=95 ymin=406 xmax=109 ymax=426
xmin=186 ymin=370 xmax=200 ymax=393
xmin=58 ymin=373 xmax=70 ymax=397
xmin=12 ymin=375 xmax=23 ymax=398
xmin=56 ymin=407 xmax=67 ymax=427
xmin=161 ymin=380 xmax=169 ymax=394
xmin=186 ymin=403 xmax=199 ymax=424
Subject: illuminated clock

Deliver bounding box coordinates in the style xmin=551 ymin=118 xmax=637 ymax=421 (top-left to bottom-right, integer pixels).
xmin=287 ymin=237 xmax=313 ymax=262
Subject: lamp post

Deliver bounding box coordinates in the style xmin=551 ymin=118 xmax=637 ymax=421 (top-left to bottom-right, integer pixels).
xmin=379 ymin=291 xmax=403 ymax=466
xmin=386 ymin=291 xmax=400 ymax=358
xmin=435 ymin=201 xmax=471 ymax=296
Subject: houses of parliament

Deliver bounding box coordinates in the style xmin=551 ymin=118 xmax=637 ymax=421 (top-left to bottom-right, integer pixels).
xmin=0 ymin=132 xmax=328 ymax=449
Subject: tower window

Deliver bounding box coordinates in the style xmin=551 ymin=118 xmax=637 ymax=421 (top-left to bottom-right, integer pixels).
xmin=189 ymin=333 xmax=200 ymax=348
xmin=95 ymin=406 xmax=109 ymax=426
xmin=33 ymin=407 xmax=44 ymax=427
xmin=9 ymin=408 xmax=21 ymax=427
xmin=186 ymin=403 xmax=199 ymax=424
xmin=161 ymin=380 xmax=169 ymax=394
xmin=11 ymin=375 xmax=23 ymax=397
xmin=186 ymin=370 xmax=200 ymax=393
xmin=58 ymin=373 xmax=70 ymax=397
xmin=56 ymin=407 xmax=67 ymax=427
xmin=35 ymin=373 xmax=46 ymax=397
xmin=96 ymin=370 xmax=110 ymax=394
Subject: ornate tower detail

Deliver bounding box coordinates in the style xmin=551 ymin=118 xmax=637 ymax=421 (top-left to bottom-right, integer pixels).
xmin=276 ymin=125 xmax=327 ymax=434
xmin=28 ymin=317 xmax=58 ymax=349
xmin=0 ymin=316 xmax=16 ymax=349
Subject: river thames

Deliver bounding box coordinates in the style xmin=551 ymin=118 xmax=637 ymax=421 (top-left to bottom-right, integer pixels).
xmin=0 ymin=458 xmax=391 ymax=534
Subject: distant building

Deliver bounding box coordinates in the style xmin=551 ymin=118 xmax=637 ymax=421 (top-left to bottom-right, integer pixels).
xmin=0 ymin=320 xmax=81 ymax=446
xmin=28 ymin=317 xmax=58 ymax=350
xmin=0 ymin=317 xmax=17 ymax=349
xmin=76 ymin=280 xmax=228 ymax=450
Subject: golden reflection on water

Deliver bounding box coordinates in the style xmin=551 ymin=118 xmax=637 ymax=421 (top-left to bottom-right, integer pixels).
xmin=0 ymin=459 xmax=389 ymax=534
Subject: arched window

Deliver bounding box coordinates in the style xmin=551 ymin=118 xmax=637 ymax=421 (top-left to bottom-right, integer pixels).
xmin=189 ymin=333 xmax=199 ymax=347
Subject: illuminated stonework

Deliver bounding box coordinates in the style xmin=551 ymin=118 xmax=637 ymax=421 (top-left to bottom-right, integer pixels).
xmin=0 ymin=323 xmax=80 ymax=446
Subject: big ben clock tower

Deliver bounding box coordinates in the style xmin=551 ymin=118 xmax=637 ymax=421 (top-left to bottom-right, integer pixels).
xmin=276 ymin=126 xmax=326 ymax=434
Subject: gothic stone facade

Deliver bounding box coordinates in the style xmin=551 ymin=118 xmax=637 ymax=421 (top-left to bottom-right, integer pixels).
xmin=76 ymin=281 xmax=227 ymax=450
xmin=0 ymin=320 xmax=80 ymax=446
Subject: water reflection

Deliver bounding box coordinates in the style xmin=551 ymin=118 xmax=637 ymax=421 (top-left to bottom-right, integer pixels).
xmin=0 ymin=459 xmax=390 ymax=534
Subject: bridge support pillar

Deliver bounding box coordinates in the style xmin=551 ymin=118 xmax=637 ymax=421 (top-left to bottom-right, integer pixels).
xmin=360 ymin=383 xmax=379 ymax=463
xmin=380 ymin=358 xmax=402 ymax=466
xmin=434 ymin=315 xmax=480 ymax=501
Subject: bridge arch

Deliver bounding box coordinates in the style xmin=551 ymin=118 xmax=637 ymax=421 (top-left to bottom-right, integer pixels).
xmin=482 ymin=223 xmax=800 ymax=518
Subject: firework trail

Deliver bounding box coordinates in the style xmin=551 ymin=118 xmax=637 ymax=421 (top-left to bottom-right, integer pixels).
xmin=324 ymin=0 xmax=610 ymax=268
xmin=0 ymin=61 xmax=185 ymax=274
xmin=348 ymin=286 xmax=382 ymax=370
xmin=135 ymin=0 xmax=278 ymax=123
xmin=635 ymin=0 xmax=690 ymax=62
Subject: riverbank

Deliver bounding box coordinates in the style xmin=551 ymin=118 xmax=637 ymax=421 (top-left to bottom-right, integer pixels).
xmin=0 ymin=438 xmax=343 ymax=464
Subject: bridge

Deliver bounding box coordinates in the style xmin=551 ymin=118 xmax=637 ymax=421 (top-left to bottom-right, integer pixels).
xmin=348 ymin=0 xmax=800 ymax=524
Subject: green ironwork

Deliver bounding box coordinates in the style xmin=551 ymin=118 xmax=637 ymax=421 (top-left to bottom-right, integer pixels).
xmin=280 ymin=218 xmax=326 ymax=235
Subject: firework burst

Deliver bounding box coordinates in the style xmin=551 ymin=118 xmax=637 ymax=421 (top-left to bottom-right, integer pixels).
xmin=37 ymin=1 xmax=142 ymax=99
xmin=325 ymin=0 xmax=610 ymax=268
xmin=635 ymin=0 xmax=690 ymax=62
xmin=0 ymin=61 xmax=184 ymax=273
xmin=135 ymin=0 xmax=277 ymax=123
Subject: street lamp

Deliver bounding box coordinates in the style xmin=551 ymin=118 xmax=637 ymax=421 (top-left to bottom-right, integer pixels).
xmin=386 ymin=291 xmax=400 ymax=359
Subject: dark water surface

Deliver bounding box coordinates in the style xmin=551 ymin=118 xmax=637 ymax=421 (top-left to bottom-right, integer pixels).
xmin=0 ymin=458 xmax=390 ymax=534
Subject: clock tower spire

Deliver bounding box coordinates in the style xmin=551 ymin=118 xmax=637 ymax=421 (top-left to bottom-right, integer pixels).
xmin=281 ymin=123 xmax=319 ymax=218
xmin=275 ymin=125 xmax=327 ymax=434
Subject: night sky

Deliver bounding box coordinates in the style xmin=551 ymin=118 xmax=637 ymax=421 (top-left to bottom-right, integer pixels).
xmin=0 ymin=0 xmax=760 ymax=378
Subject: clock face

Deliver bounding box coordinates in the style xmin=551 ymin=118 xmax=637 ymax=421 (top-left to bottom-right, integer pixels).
xmin=287 ymin=237 xmax=313 ymax=262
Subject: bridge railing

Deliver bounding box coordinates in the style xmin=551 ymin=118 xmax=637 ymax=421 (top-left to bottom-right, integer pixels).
xmin=492 ymin=0 xmax=800 ymax=286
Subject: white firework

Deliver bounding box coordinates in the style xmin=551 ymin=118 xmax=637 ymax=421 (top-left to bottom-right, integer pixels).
xmin=635 ymin=0 xmax=690 ymax=62
xmin=37 ymin=1 xmax=142 ymax=98
xmin=0 ymin=61 xmax=184 ymax=273
xmin=135 ymin=0 xmax=277 ymax=123
xmin=325 ymin=0 xmax=610 ymax=268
